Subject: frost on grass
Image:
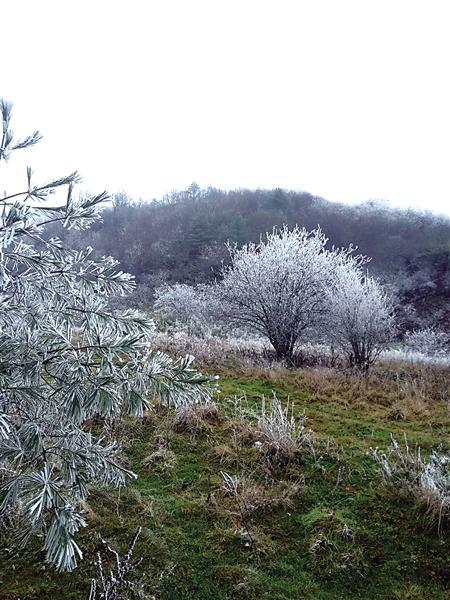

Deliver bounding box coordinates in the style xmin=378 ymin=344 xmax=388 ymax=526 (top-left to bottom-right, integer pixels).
xmin=255 ymin=394 xmax=314 ymax=467
xmin=404 ymin=328 xmax=450 ymax=359
xmin=373 ymin=435 xmax=450 ymax=533
xmin=172 ymin=401 xmax=221 ymax=434
xmin=301 ymin=507 xmax=366 ymax=579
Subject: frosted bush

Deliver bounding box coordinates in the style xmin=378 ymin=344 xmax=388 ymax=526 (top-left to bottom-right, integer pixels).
xmin=404 ymin=328 xmax=449 ymax=357
xmin=325 ymin=267 xmax=396 ymax=370
xmin=154 ymin=282 xmax=225 ymax=335
xmin=382 ymin=348 xmax=450 ymax=367
xmin=218 ymin=226 xmax=368 ymax=362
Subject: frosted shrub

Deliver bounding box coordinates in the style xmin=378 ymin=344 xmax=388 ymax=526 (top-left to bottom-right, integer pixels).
xmin=382 ymin=348 xmax=450 ymax=367
xmin=255 ymin=395 xmax=314 ymax=466
xmin=373 ymin=435 xmax=450 ymax=533
xmin=155 ymin=226 xmax=394 ymax=368
xmin=325 ymin=267 xmax=396 ymax=370
xmin=404 ymin=328 xmax=449 ymax=358
xmin=154 ymin=283 xmax=224 ymax=335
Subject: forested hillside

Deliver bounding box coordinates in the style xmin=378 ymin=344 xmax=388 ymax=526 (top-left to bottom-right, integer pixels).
xmin=49 ymin=184 xmax=450 ymax=330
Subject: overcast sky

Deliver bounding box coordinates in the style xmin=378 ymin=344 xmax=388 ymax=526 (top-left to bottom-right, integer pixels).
xmin=2 ymin=0 xmax=450 ymax=216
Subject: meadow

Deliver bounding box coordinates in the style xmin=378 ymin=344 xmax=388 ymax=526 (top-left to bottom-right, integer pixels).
xmin=1 ymin=354 xmax=448 ymax=599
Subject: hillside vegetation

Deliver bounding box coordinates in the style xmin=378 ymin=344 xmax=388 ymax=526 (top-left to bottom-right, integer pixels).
xmin=1 ymin=360 xmax=448 ymax=599
xmin=49 ymin=185 xmax=450 ymax=331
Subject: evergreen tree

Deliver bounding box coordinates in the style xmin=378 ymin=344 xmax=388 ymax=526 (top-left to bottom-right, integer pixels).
xmin=0 ymin=100 xmax=209 ymax=571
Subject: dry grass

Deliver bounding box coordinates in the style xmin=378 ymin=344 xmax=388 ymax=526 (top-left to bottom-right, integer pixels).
xmin=142 ymin=446 xmax=177 ymax=473
xmin=255 ymin=395 xmax=314 ymax=468
xmin=172 ymin=401 xmax=221 ymax=434
xmin=373 ymin=435 xmax=450 ymax=534
xmin=220 ymin=471 xmax=303 ymax=519
xmin=221 ymin=362 xmax=449 ymax=415
xmin=210 ymin=443 xmax=241 ymax=467
xmin=154 ymin=332 xmax=449 ymax=430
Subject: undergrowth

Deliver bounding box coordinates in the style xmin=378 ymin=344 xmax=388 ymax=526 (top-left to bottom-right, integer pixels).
xmin=0 ymin=364 xmax=449 ymax=599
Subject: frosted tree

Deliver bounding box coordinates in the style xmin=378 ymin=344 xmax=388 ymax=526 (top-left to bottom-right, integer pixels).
xmin=0 ymin=100 xmax=209 ymax=571
xmin=218 ymin=226 xmax=364 ymax=361
xmin=325 ymin=265 xmax=396 ymax=369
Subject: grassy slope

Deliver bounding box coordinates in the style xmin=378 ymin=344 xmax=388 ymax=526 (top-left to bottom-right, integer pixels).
xmin=1 ymin=367 xmax=449 ymax=600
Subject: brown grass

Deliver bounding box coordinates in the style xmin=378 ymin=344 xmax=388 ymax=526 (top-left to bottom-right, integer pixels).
xmin=172 ymin=401 xmax=222 ymax=434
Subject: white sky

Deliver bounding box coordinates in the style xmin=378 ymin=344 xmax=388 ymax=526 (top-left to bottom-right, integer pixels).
xmin=1 ymin=0 xmax=450 ymax=216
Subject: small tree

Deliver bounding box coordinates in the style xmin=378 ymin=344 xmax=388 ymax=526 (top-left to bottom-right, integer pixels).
xmin=325 ymin=266 xmax=395 ymax=369
xmin=218 ymin=226 xmax=363 ymax=362
xmin=0 ymin=100 xmax=209 ymax=571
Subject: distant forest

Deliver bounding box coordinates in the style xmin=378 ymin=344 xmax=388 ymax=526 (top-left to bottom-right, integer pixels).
xmin=48 ymin=184 xmax=450 ymax=332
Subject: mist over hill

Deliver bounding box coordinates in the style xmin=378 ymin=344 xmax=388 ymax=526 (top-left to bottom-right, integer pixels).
xmin=48 ymin=184 xmax=450 ymax=332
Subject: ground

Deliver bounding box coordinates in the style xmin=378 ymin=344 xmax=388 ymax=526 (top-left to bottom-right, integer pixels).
xmin=0 ymin=364 xmax=449 ymax=599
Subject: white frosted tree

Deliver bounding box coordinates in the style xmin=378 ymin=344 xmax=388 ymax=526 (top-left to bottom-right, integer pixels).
xmin=218 ymin=226 xmax=365 ymax=361
xmin=0 ymin=100 xmax=209 ymax=571
xmin=325 ymin=266 xmax=396 ymax=369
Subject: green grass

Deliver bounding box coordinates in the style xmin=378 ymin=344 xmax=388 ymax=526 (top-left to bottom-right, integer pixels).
xmin=0 ymin=367 xmax=449 ymax=599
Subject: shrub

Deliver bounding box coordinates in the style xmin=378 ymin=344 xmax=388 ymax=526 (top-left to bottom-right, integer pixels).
xmin=325 ymin=268 xmax=396 ymax=370
xmin=219 ymin=226 xmax=368 ymax=362
xmin=404 ymin=328 xmax=449 ymax=358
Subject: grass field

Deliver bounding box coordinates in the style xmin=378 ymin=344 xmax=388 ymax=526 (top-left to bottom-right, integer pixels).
xmin=1 ymin=365 xmax=449 ymax=599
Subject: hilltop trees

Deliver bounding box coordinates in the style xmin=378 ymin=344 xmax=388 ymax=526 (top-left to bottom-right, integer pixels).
xmin=46 ymin=185 xmax=450 ymax=331
xmin=0 ymin=100 xmax=208 ymax=571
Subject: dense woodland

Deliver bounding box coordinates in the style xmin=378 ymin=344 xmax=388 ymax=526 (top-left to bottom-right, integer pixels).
xmin=49 ymin=184 xmax=450 ymax=332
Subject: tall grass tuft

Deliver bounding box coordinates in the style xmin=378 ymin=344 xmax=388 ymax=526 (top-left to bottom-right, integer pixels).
xmin=373 ymin=434 xmax=450 ymax=534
